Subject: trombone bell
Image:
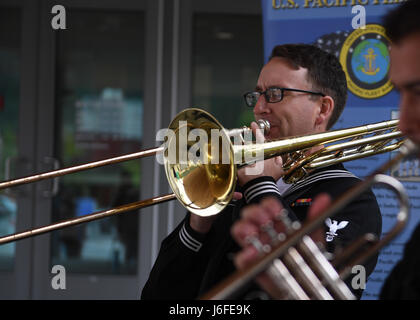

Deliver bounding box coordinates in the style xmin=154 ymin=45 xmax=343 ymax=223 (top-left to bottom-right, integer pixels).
xmin=164 ymin=108 xmax=237 ymax=217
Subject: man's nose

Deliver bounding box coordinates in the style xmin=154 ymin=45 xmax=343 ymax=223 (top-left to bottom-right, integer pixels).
xmin=253 ymin=94 xmax=271 ymax=115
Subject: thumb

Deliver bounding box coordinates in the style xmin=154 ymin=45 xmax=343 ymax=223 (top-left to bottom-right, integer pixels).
xmin=251 ymin=121 xmax=265 ymax=143
xmin=274 ymin=155 xmax=283 ymax=166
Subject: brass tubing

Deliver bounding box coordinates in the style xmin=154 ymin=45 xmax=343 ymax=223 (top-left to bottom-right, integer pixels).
xmin=337 ymin=174 xmax=410 ymax=279
xmin=0 ymin=147 xmax=164 ymax=190
xmin=307 ymin=142 xmax=404 ymax=169
xmin=309 ymin=131 xmax=404 ymax=165
xmin=331 ymin=233 xmax=378 ymax=270
xmin=0 ymin=193 xmax=176 ymax=245
xmin=236 ymin=119 xmax=400 ymax=165
xmin=282 ymin=134 xmax=404 ymax=183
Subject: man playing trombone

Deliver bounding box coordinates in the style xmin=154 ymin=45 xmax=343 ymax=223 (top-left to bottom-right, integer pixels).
xmin=231 ymin=0 xmax=420 ymax=300
xmin=141 ymin=43 xmax=382 ymax=299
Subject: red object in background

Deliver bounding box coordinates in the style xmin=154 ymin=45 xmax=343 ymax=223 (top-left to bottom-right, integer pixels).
xmin=0 ymin=95 xmax=4 ymax=111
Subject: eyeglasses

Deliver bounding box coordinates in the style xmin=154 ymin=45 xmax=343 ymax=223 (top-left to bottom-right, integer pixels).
xmin=243 ymin=87 xmax=325 ymax=108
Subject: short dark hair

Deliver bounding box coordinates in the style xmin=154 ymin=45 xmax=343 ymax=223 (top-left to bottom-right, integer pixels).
xmin=383 ymin=0 xmax=420 ymax=44
xmin=269 ymin=44 xmax=347 ymax=130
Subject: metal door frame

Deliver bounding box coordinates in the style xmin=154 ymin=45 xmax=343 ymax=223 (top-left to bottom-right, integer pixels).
xmin=0 ymin=0 xmax=40 ymax=299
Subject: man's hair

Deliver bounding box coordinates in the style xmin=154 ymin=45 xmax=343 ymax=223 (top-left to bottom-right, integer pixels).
xmin=383 ymin=0 xmax=420 ymax=44
xmin=269 ymin=44 xmax=347 ymax=130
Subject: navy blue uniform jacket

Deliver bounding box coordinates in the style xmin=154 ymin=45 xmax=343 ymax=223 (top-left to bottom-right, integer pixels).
xmin=142 ymin=163 xmax=382 ymax=300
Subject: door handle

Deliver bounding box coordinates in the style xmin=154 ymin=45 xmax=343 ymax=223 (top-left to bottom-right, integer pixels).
xmin=42 ymin=156 xmax=61 ymax=198
xmin=4 ymin=156 xmax=19 ymax=196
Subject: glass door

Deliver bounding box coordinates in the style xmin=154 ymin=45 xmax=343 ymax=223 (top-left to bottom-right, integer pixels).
xmin=31 ymin=0 xmax=153 ymax=299
xmin=0 ymin=0 xmax=39 ymax=299
xmin=192 ymin=13 xmax=263 ymax=129
xmin=0 ymin=6 xmax=21 ymax=273
xmin=50 ymin=9 xmax=145 ymax=275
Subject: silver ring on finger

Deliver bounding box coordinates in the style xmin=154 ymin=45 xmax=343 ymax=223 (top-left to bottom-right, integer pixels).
xmin=245 ymin=235 xmax=271 ymax=254
xmin=274 ymin=208 xmax=301 ymax=234
xmin=260 ymin=221 xmax=280 ymax=245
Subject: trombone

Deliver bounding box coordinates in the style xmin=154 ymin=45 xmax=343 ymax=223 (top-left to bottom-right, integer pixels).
xmin=0 ymin=108 xmax=406 ymax=245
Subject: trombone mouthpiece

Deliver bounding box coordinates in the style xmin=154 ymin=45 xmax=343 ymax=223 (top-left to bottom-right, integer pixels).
xmin=257 ymin=119 xmax=270 ymax=135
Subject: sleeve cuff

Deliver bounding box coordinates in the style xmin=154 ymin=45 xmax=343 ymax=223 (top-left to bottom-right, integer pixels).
xmin=242 ymin=176 xmax=282 ymax=204
xmin=178 ymin=220 xmax=205 ymax=252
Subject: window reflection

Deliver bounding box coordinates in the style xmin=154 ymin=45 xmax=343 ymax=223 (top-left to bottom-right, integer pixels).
xmin=192 ymin=14 xmax=263 ymax=129
xmin=51 ymin=10 xmax=145 ymax=274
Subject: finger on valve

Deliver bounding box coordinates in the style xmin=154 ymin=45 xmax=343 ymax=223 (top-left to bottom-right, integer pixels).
xmin=231 ymin=198 xmax=287 ymax=262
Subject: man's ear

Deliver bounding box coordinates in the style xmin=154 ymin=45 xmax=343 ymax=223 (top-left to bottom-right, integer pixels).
xmin=315 ymin=95 xmax=334 ymax=129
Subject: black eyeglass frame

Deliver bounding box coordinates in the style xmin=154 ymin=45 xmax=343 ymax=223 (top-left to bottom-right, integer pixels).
xmin=243 ymin=87 xmax=326 ymax=107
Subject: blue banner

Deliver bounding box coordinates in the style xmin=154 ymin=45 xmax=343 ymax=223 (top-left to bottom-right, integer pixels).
xmin=262 ymin=0 xmax=420 ymax=299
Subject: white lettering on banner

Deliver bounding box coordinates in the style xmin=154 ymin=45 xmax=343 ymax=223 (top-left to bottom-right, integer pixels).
xmin=351 ymin=5 xmax=366 ymax=29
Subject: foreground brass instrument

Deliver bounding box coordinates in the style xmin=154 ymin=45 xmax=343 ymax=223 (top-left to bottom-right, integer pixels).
xmin=201 ymin=139 xmax=419 ymax=300
xmin=0 ymin=108 xmax=405 ymax=244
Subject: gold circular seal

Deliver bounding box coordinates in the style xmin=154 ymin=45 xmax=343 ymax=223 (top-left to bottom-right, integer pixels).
xmin=339 ymin=24 xmax=393 ymax=99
